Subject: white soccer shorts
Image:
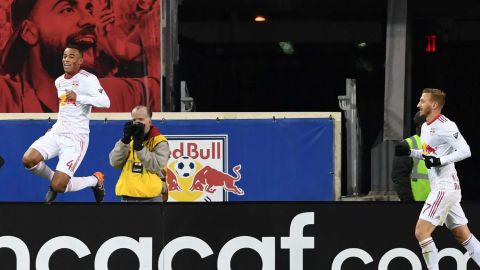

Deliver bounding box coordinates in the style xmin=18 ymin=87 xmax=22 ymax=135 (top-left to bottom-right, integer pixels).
xmin=419 ymin=190 xmax=468 ymax=229
xmin=30 ymin=131 xmax=89 ymax=177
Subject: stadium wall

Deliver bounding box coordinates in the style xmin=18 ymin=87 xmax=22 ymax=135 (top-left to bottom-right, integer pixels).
xmin=0 ymin=112 xmax=341 ymax=202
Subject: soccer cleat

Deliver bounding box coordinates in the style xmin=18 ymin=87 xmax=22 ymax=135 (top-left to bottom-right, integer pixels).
xmin=91 ymin=172 xmax=105 ymax=203
xmin=45 ymin=186 xmax=57 ymax=203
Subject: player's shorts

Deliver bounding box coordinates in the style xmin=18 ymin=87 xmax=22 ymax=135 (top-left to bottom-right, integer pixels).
xmin=419 ymin=190 xmax=468 ymax=229
xmin=30 ymin=131 xmax=89 ymax=177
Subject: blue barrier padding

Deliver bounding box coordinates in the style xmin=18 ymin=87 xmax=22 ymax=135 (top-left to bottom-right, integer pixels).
xmin=0 ymin=118 xmax=333 ymax=201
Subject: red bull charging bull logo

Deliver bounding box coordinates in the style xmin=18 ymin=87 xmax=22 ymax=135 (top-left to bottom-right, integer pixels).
xmin=423 ymin=142 xmax=437 ymax=155
xmin=58 ymin=93 xmax=76 ymax=107
xmin=166 ymin=136 xmax=244 ymax=201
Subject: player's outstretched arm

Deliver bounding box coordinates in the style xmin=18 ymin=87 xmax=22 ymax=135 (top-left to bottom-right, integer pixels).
xmin=76 ymin=76 xmax=111 ymax=108
xmin=409 ymin=149 xmax=424 ymax=159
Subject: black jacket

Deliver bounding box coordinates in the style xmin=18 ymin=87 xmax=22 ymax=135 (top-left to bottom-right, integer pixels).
xmin=391 ymin=140 xmax=414 ymax=202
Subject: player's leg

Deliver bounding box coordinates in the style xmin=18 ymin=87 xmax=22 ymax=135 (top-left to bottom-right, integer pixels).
xmin=48 ymin=134 xmax=85 ymax=193
xmin=45 ymin=170 xmax=73 ymax=203
xmin=22 ymin=148 xmax=54 ymax=180
xmin=452 ymin=225 xmax=480 ymax=266
xmin=416 ymin=219 xmax=438 ymax=270
xmin=55 ymin=135 xmax=105 ymax=202
xmin=22 ymin=148 xmax=43 ymax=169
xmin=50 ymin=171 xmax=71 ymax=192
xmin=446 ymin=202 xmax=480 ymax=266
xmin=22 ymin=132 xmax=58 ymax=181
xmin=416 ymin=190 xmax=452 ymax=270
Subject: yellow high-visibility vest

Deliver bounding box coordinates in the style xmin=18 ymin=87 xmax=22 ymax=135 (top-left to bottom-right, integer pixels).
xmin=115 ymin=134 xmax=168 ymax=198
xmin=405 ymin=135 xmax=431 ymax=201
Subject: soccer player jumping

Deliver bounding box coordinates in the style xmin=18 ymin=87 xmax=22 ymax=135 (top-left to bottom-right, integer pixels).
xmin=22 ymin=44 xmax=111 ymax=203
xmin=396 ymin=88 xmax=480 ymax=269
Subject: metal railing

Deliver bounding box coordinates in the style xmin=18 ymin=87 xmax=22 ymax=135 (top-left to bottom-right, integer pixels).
xmin=338 ymin=78 xmax=362 ymax=196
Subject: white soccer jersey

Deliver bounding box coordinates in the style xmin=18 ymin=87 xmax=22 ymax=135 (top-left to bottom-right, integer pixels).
xmin=51 ymin=69 xmax=110 ymax=135
xmin=411 ymin=114 xmax=471 ymax=191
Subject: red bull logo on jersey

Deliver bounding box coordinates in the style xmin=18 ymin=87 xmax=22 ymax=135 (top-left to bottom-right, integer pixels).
xmin=58 ymin=92 xmax=76 ymax=107
xmin=166 ymin=135 xmax=244 ymax=202
xmin=423 ymin=143 xmax=437 ymax=155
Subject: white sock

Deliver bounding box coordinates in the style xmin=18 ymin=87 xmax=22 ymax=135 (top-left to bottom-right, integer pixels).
xmin=462 ymin=234 xmax=480 ymax=266
xmin=64 ymin=176 xmax=98 ymax=193
xmin=28 ymin=161 xmax=54 ymax=181
xmin=420 ymin=237 xmax=439 ymax=270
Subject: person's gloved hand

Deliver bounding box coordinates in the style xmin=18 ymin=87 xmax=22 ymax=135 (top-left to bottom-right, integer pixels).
xmin=395 ymin=143 xmax=411 ymax=156
xmin=423 ymin=155 xmax=441 ymax=169
xmin=132 ymin=122 xmax=145 ymax=151
xmin=121 ymin=120 xmax=134 ymax=144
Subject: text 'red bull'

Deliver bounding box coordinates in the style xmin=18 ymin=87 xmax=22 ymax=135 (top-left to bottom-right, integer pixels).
xmin=172 ymin=142 xmax=221 ymax=159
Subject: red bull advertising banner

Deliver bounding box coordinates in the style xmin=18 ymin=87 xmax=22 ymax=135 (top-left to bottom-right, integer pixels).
xmin=167 ymin=135 xmax=241 ymax=202
xmin=0 ymin=112 xmax=339 ymax=202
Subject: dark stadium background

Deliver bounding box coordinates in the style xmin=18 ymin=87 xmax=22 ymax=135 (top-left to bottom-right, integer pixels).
xmin=177 ymin=0 xmax=480 ymax=200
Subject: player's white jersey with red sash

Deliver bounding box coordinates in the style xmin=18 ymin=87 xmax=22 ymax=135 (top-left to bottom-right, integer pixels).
xmin=52 ymin=69 xmax=110 ymax=135
xmin=410 ymin=114 xmax=471 ymax=191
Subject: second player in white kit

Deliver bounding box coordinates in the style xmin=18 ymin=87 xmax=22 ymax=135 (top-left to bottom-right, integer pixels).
xmin=22 ymin=44 xmax=110 ymax=203
xmin=395 ymin=88 xmax=480 ymax=270
xmin=410 ymin=114 xmax=470 ymax=227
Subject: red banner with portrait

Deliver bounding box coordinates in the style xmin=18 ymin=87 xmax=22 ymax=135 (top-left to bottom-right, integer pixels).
xmin=0 ymin=0 xmax=162 ymax=112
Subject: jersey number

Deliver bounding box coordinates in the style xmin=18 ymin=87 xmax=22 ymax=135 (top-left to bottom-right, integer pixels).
xmin=422 ymin=203 xmax=432 ymax=215
xmin=66 ymin=160 xmax=75 ymax=172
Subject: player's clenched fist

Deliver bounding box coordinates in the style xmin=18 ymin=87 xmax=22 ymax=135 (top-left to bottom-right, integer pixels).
xmin=422 ymin=155 xmax=441 ymax=169
xmin=65 ymin=90 xmax=77 ymax=100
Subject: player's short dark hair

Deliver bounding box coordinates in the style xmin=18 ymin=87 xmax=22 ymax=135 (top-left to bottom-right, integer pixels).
xmin=65 ymin=44 xmax=84 ymax=57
